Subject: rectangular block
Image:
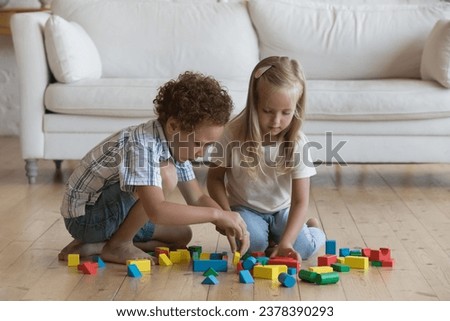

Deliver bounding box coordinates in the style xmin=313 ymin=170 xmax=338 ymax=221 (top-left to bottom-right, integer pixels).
xmin=309 ymin=266 xmax=334 ymax=274
xmin=253 ymin=265 xmax=287 ymax=280
xmin=345 ymin=256 xmax=369 ymax=270
xmin=169 ymin=251 xmax=181 ymax=264
xmin=127 ymin=259 xmax=151 ymax=272
xmin=193 ymin=259 xmax=228 ymax=272
xmin=325 ymin=240 xmax=336 ymax=255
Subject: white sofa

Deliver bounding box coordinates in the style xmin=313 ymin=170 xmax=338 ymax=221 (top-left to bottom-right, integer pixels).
xmin=11 ymin=0 xmax=450 ymax=183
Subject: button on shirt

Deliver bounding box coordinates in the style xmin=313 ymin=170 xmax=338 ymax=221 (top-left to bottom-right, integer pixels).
xmin=61 ymin=119 xmax=195 ymax=218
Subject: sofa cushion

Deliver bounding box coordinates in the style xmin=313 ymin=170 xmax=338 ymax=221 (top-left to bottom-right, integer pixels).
xmin=50 ymin=0 xmax=259 ymax=81
xmin=44 ymin=78 xmax=249 ymax=117
xmin=248 ymin=0 xmax=450 ymax=80
xmin=421 ymin=20 xmax=450 ymax=88
xmin=45 ymin=78 xmax=450 ymax=121
xmin=44 ymin=15 xmax=102 ymax=83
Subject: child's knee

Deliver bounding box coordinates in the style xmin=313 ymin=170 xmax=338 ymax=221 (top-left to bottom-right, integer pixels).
xmin=175 ymin=226 xmax=192 ymax=248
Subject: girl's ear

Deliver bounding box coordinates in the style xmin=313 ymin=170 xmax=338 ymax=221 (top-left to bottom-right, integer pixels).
xmin=165 ymin=117 xmax=181 ymax=135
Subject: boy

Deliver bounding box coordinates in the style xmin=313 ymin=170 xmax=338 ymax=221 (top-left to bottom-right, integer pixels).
xmin=59 ymin=71 xmax=249 ymax=264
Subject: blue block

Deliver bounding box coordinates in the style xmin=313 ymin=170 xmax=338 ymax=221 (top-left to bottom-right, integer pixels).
xmin=239 ymin=270 xmax=254 ymax=284
xmin=287 ymin=267 xmax=297 ymax=275
xmin=278 ymin=272 xmax=296 ymax=288
xmin=339 ymin=248 xmax=350 ymax=257
xmin=127 ymin=264 xmax=142 ymax=278
xmin=92 ymin=256 xmax=105 ymax=268
xmin=210 ymin=253 xmax=223 ymax=260
xmin=242 ymin=256 xmax=257 ymax=270
xmin=202 ymin=275 xmax=219 ymax=285
xmin=325 ymin=240 xmax=336 ymax=255
xmin=193 ymin=259 xmax=228 ymax=272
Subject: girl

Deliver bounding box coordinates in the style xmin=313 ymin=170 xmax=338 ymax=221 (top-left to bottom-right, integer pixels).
xmin=207 ymin=56 xmax=325 ymax=260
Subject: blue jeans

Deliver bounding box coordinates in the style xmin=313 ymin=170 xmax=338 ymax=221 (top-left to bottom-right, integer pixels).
xmin=64 ymin=183 xmax=155 ymax=243
xmin=232 ymin=205 xmax=326 ymax=260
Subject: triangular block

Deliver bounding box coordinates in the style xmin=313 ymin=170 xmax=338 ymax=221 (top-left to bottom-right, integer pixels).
xmin=239 ymin=270 xmax=254 ymax=284
xmin=201 ymin=275 xmax=219 ymax=285
xmin=203 ymin=267 xmax=219 ymax=277
xmin=127 ymin=264 xmax=142 ymax=278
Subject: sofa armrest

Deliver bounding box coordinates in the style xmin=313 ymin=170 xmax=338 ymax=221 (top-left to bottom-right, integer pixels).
xmin=11 ymin=12 xmax=51 ymax=159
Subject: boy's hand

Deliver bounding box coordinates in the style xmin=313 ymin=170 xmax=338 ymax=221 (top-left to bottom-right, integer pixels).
xmin=213 ymin=210 xmax=249 ymax=252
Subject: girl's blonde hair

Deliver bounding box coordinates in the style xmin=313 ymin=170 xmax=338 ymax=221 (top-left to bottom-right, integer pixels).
xmin=229 ymin=56 xmax=307 ymax=175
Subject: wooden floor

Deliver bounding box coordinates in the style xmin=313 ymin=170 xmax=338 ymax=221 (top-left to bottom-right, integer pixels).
xmin=0 ymin=136 xmax=449 ymax=301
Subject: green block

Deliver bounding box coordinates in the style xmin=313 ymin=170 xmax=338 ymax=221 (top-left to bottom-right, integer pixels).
xmin=256 ymin=257 xmax=269 ymax=265
xmin=331 ymin=263 xmax=350 ymax=272
xmin=371 ymin=261 xmax=383 ymax=267
xmin=298 ymin=269 xmax=318 ymax=283
xmin=315 ymin=272 xmax=339 ymax=285
xmin=203 ymin=267 xmax=219 ymax=277
xmin=349 ymin=250 xmax=362 ymax=256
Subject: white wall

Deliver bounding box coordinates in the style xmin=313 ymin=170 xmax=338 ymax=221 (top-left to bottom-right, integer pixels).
xmin=0 ymin=1 xmax=41 ymax=136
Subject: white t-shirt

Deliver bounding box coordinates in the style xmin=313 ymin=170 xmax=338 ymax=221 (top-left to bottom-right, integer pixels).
xmin=214 ymin=130 xmax=317 ymax=213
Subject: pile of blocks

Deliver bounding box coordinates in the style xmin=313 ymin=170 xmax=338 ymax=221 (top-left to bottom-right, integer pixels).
xmin=67 ymin=254 xmax=106 ymax=275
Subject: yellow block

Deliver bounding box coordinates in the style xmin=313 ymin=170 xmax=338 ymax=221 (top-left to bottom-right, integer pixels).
xmin=233 ymin=252 xmax=241 ymax=265
xmin=253 ymin=265 xmax=288 ymax=280
xmin=169 ymin=251 xmax=181 ymax=264
xmin=345 ymin=256 xmax=369 ymax=270
xmin=67 ymin=254 xmax=80 ymax=267
xmin=177 ymin=249 xmax=191 ymax=263
xmin=309 ymin=266 xmax=334 ymax=274
xmin=159 ymin=253 xmax=173 ymax=266
xmin=200 ymin=252 xmax=211 ymax=260
xmin=127 ymin=259 xmax=151 ymax=272
xmin=337 ymin=257 xmax=346 ymax=264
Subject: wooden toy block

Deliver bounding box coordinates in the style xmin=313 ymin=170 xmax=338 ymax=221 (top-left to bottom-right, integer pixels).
xmin=309 ymin=266 xmax=334 ymax=274
xmin=127 ymin=259 xmax=151 ymax=272
xmin=233 ymin=252 xmax=241 ymax=265
xmin=331 ymin=263 xmax=350 ymax=272
xmin=169 ymin=251 xmax=182 ymax=263
xmin=155 ymin=247 xmax=169 ymax=259
xmin=239 ymin=270 xmax=254 ymax=284
xmin=288 ymin=267 xmax=297 ymax=275
xmin=349 ymin=249 xmax=362 ymax=256
xmin=210 ymin=253 xmax=223 ymax=260
xmin=200 ymin=252 xmax=211 ymax=260
xmin=337 ymin=257 xmax=346 ymax=264
xmin=325 ymin=240 xmax=336 ymax=255
xmin=318 ymin=254 xmax=337 ymax=266
xmin=78 ymin=262 xmax=98 ymax=275
xmin=339 ymin=248 xmax=350 ymax=257
xmin=188 ymin=245 xmax=202 ymax=256
xmin=236 ymin=261 xmax=244 ymax=274
xmin=345 ymin=256 xmax=369 ymax=270
xmin=371 ymin=248 xmax=391 ymax=261
xmin=158 ymin=253 xmax=173 ymax=266
xmin=242 ymin=256 xmax=257 ymax=270
xmin=256 ymin=257 xmax=269 ymax=265
xmin=192 ymin=252 xmax=199 ymax=260
xmin=67 ymin=254 xmax=80 ymax=267
xmin=177 ymin=249 xmax=191 ymax=263
xmin=92 ymin=256 xmax=105 ymax=268
xmin=278 ymin=272 xmax=296 ymax=288
xmin=298 ymin=269 xmax=318 ymax=283
xmin=382 ymin=259 xmax=394 ymax=267
xmin=221 ymin=251 xmax=229 ymax=261
xmin=203 ymin=267 xmax=219 ymax=277
xmin=202 ymin=275 xmax=219 ymax=285
xmin=127 ymin=264 xmax=142 ymax=278
xmin=253 ymin=265 xmax=287 ymax=280
xmin=371 ymin=261 xmax=382 ymax=267
xmin=251 ymin=251 xmax=265 ymax=257
xmin=362 ymin=248 xmax=372 ymax=257
xmin=315 ymin=272 xmax=339 ymax=285
xmin=268 ymin=257 xmax=301 ymax=271
xmin=193 ymin=259 xmax=228 ymax=272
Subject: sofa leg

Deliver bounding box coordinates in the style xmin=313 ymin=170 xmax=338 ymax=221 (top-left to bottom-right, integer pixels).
xmin=25 ymin=159 xmax=38 ymax=184
xmin=54 ymin=160 xmax=63 ymax=170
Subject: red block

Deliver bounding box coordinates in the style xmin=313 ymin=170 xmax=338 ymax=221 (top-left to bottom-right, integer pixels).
xmin=317 ymin=254 xmax=338 ymax=266
xmin=268 ymin=257 xmax=301 ymax=271
xmin=251 ymin=251 xmax=266 ymax=257
xmin=382 ymin=259 xmax=394 ymax=267
xmin=362 ymin=248 xmax=372 ymax=257
xmin=370 ymin=248 xmax=391 ymax=261
xmin=77 ymin=262 xmax=98 ymax=275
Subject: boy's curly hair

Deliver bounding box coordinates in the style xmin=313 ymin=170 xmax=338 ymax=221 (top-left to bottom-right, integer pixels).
xmin=153 ymin=71 xmax=233 ymax=132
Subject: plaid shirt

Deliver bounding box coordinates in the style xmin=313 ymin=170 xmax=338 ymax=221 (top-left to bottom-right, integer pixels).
xmin=61 ymin=119 xmax=195 ymax=218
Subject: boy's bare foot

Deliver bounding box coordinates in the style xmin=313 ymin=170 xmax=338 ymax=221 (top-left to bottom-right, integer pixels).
xmin=306 ymin=218 xmax=320 ymax=228
xmin=58 ymin=239 xmax=105 ymax=261
xmin=101 ymin=240 xmax=152 ymax=264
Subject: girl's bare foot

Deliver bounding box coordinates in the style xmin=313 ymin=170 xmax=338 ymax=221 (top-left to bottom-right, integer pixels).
xmin=58 ymin=239 xmax=105 ymax=261
xmin=306 ymin=218 xmax=320 ymax=228
xmin=101 ymin=240 xmax=152 ymax=264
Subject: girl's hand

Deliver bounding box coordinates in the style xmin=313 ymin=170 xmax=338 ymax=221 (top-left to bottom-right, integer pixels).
xmin=270 ymin=242 xmax=302 ymax=261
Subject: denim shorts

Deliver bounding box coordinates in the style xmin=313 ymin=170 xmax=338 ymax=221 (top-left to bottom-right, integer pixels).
xmin=64 ymin=182 xmax=155 ymax=243
xmin=231 ymin=205 xmax=326 ymax=260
